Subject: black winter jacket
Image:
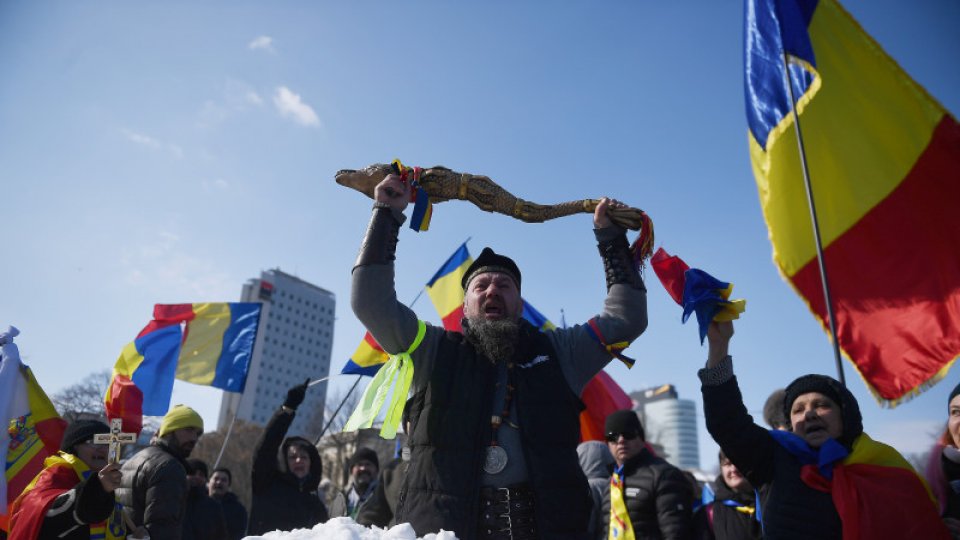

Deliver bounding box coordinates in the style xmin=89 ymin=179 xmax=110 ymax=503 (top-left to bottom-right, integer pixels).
xmin=700 ymin=475 xmax=761 ymax=540
xmin=213 ymin=492 xmax=248 ymax=540
xmin=247 ymin=408 xmax=328 ymax=535
xmin=600 ymin=449 xmax=693 ymax=540
xmin=117 ymin=441 xmax=189 ymax=540
xmin=182 ymin=484 xmax=227 ymax=540
xmin=356 ymin=454 xmax=409 ymax=528
xmin=702 ymin=376 xmax=841 ymax=539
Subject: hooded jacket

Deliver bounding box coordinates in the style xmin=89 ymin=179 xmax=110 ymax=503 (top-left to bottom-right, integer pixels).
xmin=247 ymin=408 xmax=328 ymax=535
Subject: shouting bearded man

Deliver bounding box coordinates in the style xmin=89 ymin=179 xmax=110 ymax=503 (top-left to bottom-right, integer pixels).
xmin=351 ymin=174 xmax=648 ymax=540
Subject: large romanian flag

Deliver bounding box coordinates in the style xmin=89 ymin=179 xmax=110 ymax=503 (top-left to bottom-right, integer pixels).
xmin=105 ymin=303 xmax=262 ymax=433
xmin=745 ymin=0 xmax=960 ymax=404
xmin=1 ymin=329 xmax=66 ymax=527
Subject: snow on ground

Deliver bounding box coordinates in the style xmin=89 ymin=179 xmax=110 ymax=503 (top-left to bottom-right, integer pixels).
xmin=244 ymin=517 xmax=458 ymax=540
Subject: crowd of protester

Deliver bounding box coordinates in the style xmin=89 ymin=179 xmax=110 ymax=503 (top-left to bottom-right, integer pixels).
xmin=4 ymin=184 xmax=956 ymax=539
xmin=6 ymin=370 xmax=956 ymax=540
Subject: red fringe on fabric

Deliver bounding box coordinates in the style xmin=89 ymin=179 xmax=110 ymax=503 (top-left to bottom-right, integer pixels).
xmin=630 ymin=212 xmax=655 ymax=269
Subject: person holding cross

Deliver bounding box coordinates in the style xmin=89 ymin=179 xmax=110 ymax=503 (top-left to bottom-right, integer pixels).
xmin=9 ymin=420 xmax=126 ymax=540
xmin=350 ymin=174 xmax=648 ymax=539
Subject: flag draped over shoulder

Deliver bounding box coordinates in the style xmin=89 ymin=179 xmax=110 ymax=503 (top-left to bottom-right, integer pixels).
xmin=1 ymin=327 xmax=66 ymax=525
xmin=745 ymin=0 xmax=960 ymax=404
xmin=769 ymin=430 xmax=949 ymax=539
xmin=105 ymin=303 xmax=261 ymax=433
xmin=10 ymin=452 xmax=125 ymax=540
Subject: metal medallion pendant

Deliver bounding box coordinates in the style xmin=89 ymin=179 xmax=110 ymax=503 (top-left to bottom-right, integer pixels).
xmin=484 ymin=445 xmax=508 ymax=474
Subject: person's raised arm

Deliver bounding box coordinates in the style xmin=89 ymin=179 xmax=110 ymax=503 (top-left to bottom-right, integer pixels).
xmin=554 ymin=197 xmax=649 ymax=394
xmin=699 ymin=321 xmax=775 ymax=488
xmin=351 ymin=174 xmax=422 ymax=354
xmin=251 ymin=381 xmax=305 ymax=492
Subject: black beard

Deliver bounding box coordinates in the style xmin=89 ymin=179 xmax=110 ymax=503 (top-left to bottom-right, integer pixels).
xmin=463 ymin=317 xmax=520 ymax=363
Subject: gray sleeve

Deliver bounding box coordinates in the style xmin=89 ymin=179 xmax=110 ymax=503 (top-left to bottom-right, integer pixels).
xmin=350 ymin=217 xmax=441 ymax=391
xmin=551 ymin=228 xmax=648 ymax=396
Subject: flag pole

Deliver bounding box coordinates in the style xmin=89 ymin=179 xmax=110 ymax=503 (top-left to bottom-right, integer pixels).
xmin=315 ymin=375 xmax=363 ymax=444
xmin=213 ymin=390 xmax=245 ymax=470
xmin=781 ymin=51 xmax=846 ymax=386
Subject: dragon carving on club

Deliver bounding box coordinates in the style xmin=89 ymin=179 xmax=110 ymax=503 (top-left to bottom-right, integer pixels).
xmin=335 ymin=161 xmax=654 ymax=263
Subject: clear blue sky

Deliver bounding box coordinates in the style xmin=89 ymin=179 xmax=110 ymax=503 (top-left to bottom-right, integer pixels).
xmin=2 ymin=1 xmax=957 ymax=470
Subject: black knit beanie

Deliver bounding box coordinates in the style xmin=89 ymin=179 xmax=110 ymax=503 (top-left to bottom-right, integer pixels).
xmin=783 ymin=374 xmax=862 ymax=448
xmin=604 ymin=409 xmax=645 ymax=441
xmin=60 ymin=420 xmax=110 ymax=455
xmin=350 ymin=447 xmax=380 ymax=470
xmin=462 ymin=248 xmax=521 ymax=291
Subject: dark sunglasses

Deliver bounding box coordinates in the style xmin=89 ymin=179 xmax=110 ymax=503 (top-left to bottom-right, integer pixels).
xmin=605 ymin=431 xmax=639 ymax=443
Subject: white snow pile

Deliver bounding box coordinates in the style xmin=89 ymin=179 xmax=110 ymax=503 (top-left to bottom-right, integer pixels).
xmin=244 ymin=517 xmax=459 ymax=540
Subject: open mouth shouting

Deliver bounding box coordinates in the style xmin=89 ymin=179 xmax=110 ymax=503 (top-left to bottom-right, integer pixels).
xmin=482 ymin=300 xmax=507 ymax=320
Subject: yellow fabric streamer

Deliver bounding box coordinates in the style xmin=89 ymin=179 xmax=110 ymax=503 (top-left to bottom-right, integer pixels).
xmin=608 ymin=467 xmax=635 ymax=540
xmin=713 ymin=283 xmax=747 ymax=322
xmin=343 ymin=321 xmax=426 ymax=439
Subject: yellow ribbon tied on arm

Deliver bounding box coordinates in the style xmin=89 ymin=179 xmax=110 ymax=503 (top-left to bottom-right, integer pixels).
xmin=343 ymin=320 xmax=426 ymax=439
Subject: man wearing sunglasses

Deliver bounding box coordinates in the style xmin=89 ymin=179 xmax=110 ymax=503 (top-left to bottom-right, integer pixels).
xmin=601 ymin=409 xmax=693 ymax=540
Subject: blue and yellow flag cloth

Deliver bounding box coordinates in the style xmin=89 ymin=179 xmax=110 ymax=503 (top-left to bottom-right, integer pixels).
xmin=651 ymin=248 xmax=745 ymax=343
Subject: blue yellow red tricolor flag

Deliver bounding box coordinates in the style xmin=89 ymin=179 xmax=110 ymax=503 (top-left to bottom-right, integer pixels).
xmin=745 ymin=0 xmax=960 ymax=404
xmin=426 ymin=242 xmax=473 ymax=332
xmin=1 ymin=327 xmax=66 ymax=527
xmin=105 ymin=303 xmax=261 ymax=433
xmin=769 ymin=430 xmax=949 ymax=538
xmin=651 ymin=248 xmax=746 ymax=343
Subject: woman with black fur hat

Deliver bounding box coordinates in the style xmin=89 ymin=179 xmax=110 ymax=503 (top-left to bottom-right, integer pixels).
xmin=698 ymin=320 xmax=948 ymax=540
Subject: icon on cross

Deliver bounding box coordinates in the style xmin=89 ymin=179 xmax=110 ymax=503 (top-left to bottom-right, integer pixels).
xmin=95 ymin=418 xmax=137 ymax=464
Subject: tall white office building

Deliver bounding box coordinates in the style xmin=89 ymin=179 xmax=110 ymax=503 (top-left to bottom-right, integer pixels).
xmin=632 ymin=384 xmax=700 ymax=470
xmin=218 ymin=269 xmax=335 ymax=440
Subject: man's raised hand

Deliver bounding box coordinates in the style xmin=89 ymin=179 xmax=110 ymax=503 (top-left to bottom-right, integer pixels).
xmin=374 ymin=173 xmax=410 ymax=212
xmin=594 ymin=197 xmax=627 ymax=229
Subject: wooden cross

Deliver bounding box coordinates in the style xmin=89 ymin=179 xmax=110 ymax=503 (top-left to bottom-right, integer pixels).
xmin=94 ymin=419 xmax=137 ymax=464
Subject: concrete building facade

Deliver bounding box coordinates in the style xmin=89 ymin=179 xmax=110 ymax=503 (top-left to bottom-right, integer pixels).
xmin=632 ymin=384 xmax=700 ymax=470
xmin=218 ymin=269 xmax=334 ymax=440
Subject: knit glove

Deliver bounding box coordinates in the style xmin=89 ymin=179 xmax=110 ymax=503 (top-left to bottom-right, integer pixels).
xmin=284 ymin=379 xmax=310 ymax=410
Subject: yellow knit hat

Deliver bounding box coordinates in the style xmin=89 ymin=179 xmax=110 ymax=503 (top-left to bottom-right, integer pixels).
xmin=159 ymin=404 xmax=204 ymax=437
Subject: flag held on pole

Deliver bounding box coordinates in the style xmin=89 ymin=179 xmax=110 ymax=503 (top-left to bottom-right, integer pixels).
xmin=745 ymin=0 xmax=960 ymax=404
xmin=105 ymin=303 xmax=262 ymax=434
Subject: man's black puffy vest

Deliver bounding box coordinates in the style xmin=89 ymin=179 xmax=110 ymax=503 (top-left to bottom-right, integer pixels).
xmin=395 ymin=320 xmax=591 ymax=540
